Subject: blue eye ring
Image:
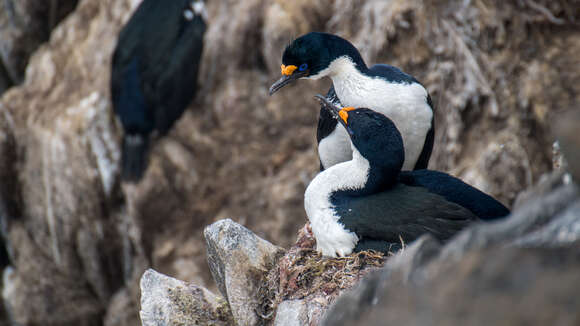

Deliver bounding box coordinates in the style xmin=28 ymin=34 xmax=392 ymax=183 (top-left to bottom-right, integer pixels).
xmin=299 ymin=63 xmax=308 ymax=71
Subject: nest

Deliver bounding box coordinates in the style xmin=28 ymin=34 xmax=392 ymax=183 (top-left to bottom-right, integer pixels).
xmin=257 ymin=224 xmax=393 ymax=322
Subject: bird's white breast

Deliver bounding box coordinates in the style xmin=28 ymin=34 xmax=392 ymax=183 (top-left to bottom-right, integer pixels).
xmin=304 ymin=147 xmax=371 ymax=257
xmin=317 ymin=57 xmax=433 ymax=170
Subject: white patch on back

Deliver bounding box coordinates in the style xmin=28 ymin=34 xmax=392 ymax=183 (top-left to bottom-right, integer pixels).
xmin=304 ymin=146 xmax=370 ymax=257
xmin=309 ymin=57 xmax=433 ymax=171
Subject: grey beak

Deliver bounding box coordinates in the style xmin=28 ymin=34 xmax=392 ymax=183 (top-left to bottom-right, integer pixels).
xmin=314 ymin=94 xmax=341 ymax=119
xmin=269 ymin=71 xmax=309 ymax=96
xmin=314 ymin=94 xmax=353 ymax=134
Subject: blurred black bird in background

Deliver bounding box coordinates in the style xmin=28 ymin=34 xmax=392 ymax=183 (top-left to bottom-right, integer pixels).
xmin=111 ymin=0 xmax=207 ymax=182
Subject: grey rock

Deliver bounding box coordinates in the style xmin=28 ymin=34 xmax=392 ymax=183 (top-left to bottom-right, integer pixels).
xmin=439 ymin=183 xmax=579 ymax=262
xmin=204 ymin=219 xmax=285 ymax=326
xmin=273 ymin=300 xmax=308 ymax=326
xmin=513 ymin=201 xmax=580 ymax=247
xmin=139 ymin=269 xmax=233 ymax=326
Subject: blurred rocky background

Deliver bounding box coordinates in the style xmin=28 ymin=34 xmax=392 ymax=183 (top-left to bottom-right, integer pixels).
xmin=0 ymin=0 xmax=578 ymax=325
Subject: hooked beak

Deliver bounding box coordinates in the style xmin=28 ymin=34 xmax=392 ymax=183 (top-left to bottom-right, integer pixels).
xmin=314 ymin=94 xmax=341 ymax=119
xmin=314 ymin=94 xmax=354 ymax=135
xmin=269 ymin=70 xmax=309 ymax=96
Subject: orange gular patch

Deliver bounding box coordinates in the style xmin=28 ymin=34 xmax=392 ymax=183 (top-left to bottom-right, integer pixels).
xmin=339 ymin=107 xmax=356 ymax=124
xmin=281 ymin=64 xmax=298 ymax=76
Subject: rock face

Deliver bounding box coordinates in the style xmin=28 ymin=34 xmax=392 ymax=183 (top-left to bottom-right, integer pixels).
xmin=0 ymin=0 xmax=579 ymax=325
xmin=0 ymin=0 xmax=79 ymax=93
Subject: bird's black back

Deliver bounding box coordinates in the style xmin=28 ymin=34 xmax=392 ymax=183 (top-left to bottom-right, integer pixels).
xmin=331 ymin=183 xmax=478 ymax=244
xmin=398 ymin=169 xmax=510 ymax=220
xmin=367 ymin=64 xmax=419 ymax=84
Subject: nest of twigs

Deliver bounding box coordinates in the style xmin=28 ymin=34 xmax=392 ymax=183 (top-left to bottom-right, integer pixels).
xmin=257 ymin=224 xmax=393 ymax=322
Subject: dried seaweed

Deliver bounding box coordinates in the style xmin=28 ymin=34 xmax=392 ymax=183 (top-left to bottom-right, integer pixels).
xmin=257 ymin=224 xmax=391 ymax=323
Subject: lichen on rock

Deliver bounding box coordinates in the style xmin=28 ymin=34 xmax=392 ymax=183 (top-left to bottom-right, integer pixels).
xmin=140 ymin=269 xmax=233 ymax=326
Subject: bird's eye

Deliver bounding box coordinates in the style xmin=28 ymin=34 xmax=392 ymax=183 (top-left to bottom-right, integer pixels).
xmin=299 ymin=63 xmax=308 ymax=71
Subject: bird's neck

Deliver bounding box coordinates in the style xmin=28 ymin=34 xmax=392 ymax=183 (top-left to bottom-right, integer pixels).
xmin=324 ymin=57 xmax=375 ymax=107
xmin=307 ymin=146 xmax=397 ymax=200
xmin=309 ymin=147 xmax=370 ymax=197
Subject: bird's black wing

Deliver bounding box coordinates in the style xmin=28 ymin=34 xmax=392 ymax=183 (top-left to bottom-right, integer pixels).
xmin=331 ymin=183 xmax=478 ymax=244
xmin=317 ymin=85 xmax=340 ymax=143
xmin=399 ymin=170 xmax=510 ymax=220
xmin=317 ymin=86 xmax=341 ymax=170
xmin=368 ymin=64 xmax=419 ymax=84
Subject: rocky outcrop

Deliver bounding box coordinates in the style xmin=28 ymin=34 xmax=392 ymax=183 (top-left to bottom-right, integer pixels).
xmin=0 ymin=0 xmax=579 ymax=325
xmin=141 ymin=220 xmax=387 ymax=326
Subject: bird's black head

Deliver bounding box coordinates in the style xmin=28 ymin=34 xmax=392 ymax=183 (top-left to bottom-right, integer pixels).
xmin=269 ymin=32 xmax=367 ymax=95
xmin=314 ymin=95 xmax=405 ymax=173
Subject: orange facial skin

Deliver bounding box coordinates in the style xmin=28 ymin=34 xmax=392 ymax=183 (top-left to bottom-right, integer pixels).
xmin=281 ymin=64 xmax=298 ymax=76
xmin=339 ymin=107 xmax=356 ymax=124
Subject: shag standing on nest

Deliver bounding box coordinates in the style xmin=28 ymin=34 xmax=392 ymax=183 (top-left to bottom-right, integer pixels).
xmin=270 ymin=32 xmax=434 ymax=171
xmin=111 ymin=0 xmax=207 ymax=182
xmin=305 ymin=96 xmax=509 ymax=257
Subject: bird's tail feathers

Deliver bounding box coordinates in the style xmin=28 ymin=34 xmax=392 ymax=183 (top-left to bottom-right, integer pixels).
xmin=121 ymin=134 xmax=149 ymax=183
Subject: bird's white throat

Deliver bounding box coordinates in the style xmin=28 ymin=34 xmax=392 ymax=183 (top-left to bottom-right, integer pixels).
xmin=304 ymin=146 xmax=370 ymax=257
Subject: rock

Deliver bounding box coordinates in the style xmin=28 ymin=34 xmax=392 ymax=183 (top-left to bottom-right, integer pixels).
xmin=439 ymin=182 xmax=579 ymax=262
xmin=273 ymin=300 xmax=308 ymax=326
xmin=513 ymin=201 xmax=580 ymax=247
xmin=204 ymin=219 xmax=285 ymax=326
xmin=321 ymin=236 xmax=442 ymax=326
xmin=139 ymin=269 xmax=233 ymax=326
